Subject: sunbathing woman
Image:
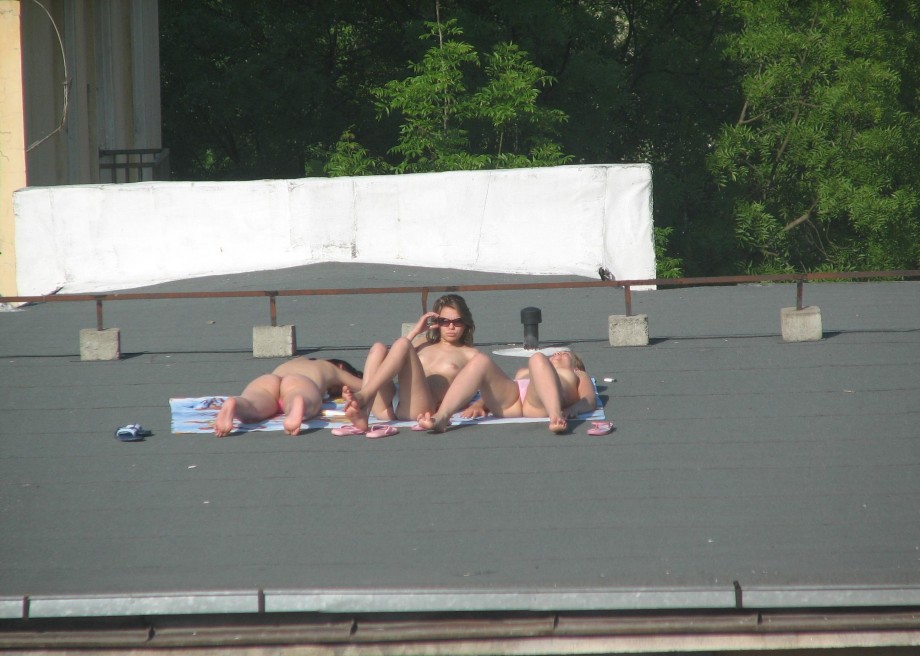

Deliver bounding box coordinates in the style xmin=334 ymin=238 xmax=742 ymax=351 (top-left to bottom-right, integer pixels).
xmin=214 ymin=358 xmax=363 ymax=437
xmin=341 ymin=294 xmax=479 ymax=432
xmin=416 ymin=350 xmax=596 ymax=434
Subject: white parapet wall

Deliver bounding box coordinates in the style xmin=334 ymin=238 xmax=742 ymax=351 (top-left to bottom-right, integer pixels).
xmin=13 ymin=164 xmax=655 ymax=295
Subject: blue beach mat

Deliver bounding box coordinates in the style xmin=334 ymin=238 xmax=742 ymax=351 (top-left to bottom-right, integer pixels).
xmin=170 ymin=382 xmax=607 ymax=435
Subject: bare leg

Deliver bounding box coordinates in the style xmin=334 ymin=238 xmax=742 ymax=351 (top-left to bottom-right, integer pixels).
xmin=523 ymin=353 xmax=568 ymax=433
xmin=214 ymin=374 xmax=282 ymax=437
xmin=283 ymin=395 xmax=306 ymax=436
xmin=416 ymin=410 xmax=450 ymax=434
xmin=345 ymin=338 xmax=426 ymax=425
xmin=392 ymin=342 xmax=437 ymax=421
xmin=214 ymin=397 xmax=239 ymax=437
xmin=343 ymin=385 xmax=369 ymax=432
xmin=417 ymin=353 xmax=520 ymax=432
xmin=279 ymin=374 xmax=323 ymax=436
xmin=360 ymin=342 xmax=398 ymax=422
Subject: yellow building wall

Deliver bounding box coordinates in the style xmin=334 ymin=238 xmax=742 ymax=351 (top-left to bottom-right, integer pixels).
xmin=1 ymin=0 xmax=162 ymax=295
xmin=0 ymin=0 xmax=27 ymax=296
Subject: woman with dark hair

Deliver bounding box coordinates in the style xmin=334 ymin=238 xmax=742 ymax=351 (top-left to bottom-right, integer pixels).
xmin=339 ymin=294 xmax=479 ymax=434
xmin=214 ymin=358 xmax=363 ymax=437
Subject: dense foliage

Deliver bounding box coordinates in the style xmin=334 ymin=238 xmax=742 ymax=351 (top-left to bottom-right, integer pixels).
xmin=710 ymin=0 xmax=920 ymax=273
xmin=159 ymin=0 xmax=920 ymax=275
xmin=324 ymin=18 xmax=571 ymax=175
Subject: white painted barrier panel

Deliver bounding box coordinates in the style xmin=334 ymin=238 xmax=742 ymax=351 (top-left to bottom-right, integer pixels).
xmin=13 ymin=164 xmax=654 ymax=295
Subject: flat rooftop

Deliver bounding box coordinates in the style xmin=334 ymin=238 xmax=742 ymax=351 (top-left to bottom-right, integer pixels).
xmin=1 ymin=263 xmax=918 ymax=651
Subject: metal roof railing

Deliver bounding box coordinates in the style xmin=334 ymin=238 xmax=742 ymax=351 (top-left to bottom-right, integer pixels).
xmin=1 ymin=270 xmax=918 ymax=332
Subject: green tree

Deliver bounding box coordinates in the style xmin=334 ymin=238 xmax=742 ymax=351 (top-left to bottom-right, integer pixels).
xmin=454 ymin=0 xmax=738 ymax=275
xmin=325 ymin=17 xmax=571 ymax=175
xmin=159 ymin=0 xmax=427 ymax=180
xmin=709 ymin=0 xmax=920 ymax=273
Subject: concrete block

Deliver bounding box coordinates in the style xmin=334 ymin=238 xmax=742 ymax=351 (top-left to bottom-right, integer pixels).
xmin=80 ymin=328 xmax=121 ymax=361
xmin=608 ymin=314 xmax=649 ymax=347
xmin=781 ymin=306 xmax=822 ymax=342
xmin=253 ymin=325 xmax=296 ymax=358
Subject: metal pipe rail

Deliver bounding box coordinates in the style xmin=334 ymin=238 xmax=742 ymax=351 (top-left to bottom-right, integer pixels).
xmin=1 ymin=607 xmax=919 ymax=651
xmin=1 ymin=270 xmax=918 ymax=332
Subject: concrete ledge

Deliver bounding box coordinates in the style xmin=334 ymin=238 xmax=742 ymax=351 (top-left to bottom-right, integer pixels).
xmin=26 ymin=591 xmax=260 ymax=618
xmin=781 ymin=306 xmax=822 ymax=342
xmin=253 ymin=325 xmax=296 ymax=358
xmin=265 ymin=586 xmax=738 ymax=613
xmin=608 ymin=314 xmax=649 ymax=347
xmin=79 ymin=328 xmax=121 ymax=361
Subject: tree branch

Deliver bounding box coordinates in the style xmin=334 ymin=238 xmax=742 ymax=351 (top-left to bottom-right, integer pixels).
xmin=737 ymin=99 xmax=750 ymax=126
xmin=774 ymin=104 xmax=800 ymax=166
xmin=782 ymin=198 xmax=818 ymax=232
xmin=738 ymin=110 xmax=766 ymax=125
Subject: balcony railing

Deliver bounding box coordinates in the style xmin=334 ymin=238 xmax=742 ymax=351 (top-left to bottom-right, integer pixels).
xmin=2 ymin=270 xmax=918 ymax=332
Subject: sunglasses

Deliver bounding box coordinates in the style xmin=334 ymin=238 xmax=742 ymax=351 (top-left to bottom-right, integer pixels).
xmin=436 ymin=316 xmax=465 ymax=328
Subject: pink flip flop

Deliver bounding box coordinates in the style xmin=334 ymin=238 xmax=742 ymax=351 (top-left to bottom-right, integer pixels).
xmin=331 ymin=424 xmax=365 ymax=437
xmin=410 ymin=424 xmax=427 ymax=432
xmin=366 ymin=424 xmax=399 ymax=439
xmin=586 ymin=421 xmax=614 ymax=436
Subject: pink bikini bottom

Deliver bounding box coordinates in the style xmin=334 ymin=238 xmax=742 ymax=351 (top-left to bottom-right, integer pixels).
xmin=515 ymin=378 xmax=530 ymax=403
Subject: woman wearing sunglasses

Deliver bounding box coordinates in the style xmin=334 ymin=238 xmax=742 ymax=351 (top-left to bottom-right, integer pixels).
xmin=339 ymin=294 xmax=479 ymax=434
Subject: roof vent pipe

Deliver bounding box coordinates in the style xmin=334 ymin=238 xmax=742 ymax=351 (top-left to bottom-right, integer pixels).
xmin=520 ymin=307 xmax=542 ymax=350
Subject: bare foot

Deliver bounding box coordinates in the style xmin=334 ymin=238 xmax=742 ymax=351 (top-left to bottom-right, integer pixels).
xmin=416 ymin=411 xmax=450 ymax=434
xmin=548 ymin=415 xmax=568 ymax=434
xmin=214 ymin=397 xmax=237 ymax=437
xmin=342 ymin=385 xmax=370 ymax=432
xmin=283 ymin=395 xmax=305 ymax=436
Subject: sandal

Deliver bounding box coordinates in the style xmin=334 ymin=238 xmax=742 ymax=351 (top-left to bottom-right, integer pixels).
xmin=366 ymin=424 xmax=399 ymax=439
xmin=331 ymin=424 xmax=365 ymax=437
xmin=115 ymin=424 xmax=153 ymax=442
xmin=586 ymin=421 xmax=614 ymax=436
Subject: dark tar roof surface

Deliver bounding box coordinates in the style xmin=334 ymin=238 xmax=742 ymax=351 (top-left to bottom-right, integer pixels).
xmin=1 ymin=263 xmax=918 ymax=619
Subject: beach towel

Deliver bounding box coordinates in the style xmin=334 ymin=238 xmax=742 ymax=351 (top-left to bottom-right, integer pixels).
xmin=170 ymin=382 xmax=607 ymax=435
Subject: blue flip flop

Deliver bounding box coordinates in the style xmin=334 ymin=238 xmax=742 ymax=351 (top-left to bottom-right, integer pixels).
xmin=115 ymin=424 xmax=153 ymax=442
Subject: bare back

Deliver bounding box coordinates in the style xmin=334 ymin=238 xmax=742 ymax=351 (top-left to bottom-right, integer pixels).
xmin=272 ymin=358 xmax=362 ymax=395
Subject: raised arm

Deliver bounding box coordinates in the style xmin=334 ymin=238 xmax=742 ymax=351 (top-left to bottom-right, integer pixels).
xmin=406 ymin=311 xmax=439 ymax=345
xmin=333 ymin=367 xmax=364 ymax=393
